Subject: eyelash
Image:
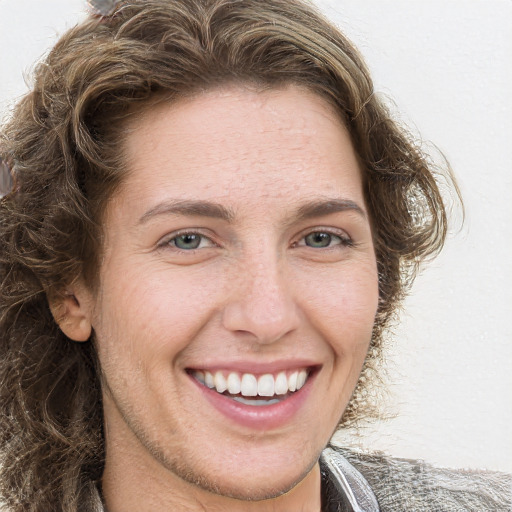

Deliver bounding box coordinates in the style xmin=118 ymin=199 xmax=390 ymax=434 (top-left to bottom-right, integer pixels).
xmin=158 ymin=228 xmax=354 ymax=252
xmin=293 ymin=229 xmax=354 ymax=249
xmin=158 ymin=230 xmax=217 ymax=252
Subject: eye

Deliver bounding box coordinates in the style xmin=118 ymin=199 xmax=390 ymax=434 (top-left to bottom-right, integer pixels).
xmin=164 ymin=232 xmax=215 ymax=251
xmin=297 ymin=230 xmax=352 ymax=249
xmin=305 ymin=232 xmax=337 ymax=248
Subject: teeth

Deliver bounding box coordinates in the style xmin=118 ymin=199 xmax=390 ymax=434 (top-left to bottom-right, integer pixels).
xmin=194 ymin=368 xmax=311 ymax=398
xmin=214 ymin=371 xmax=227 ymax=393
xmin=233 ymin=396 xmax=281 ymax=406
xmin=288 ymin=371 xmax=298 ymax=392
xmin=240 ymin=373 xmax=258 ymax=397
xmin=194 ymin=371 xmax=205 ymax=385
xmin=204 ymin=371 xmax=214 ymax=389
xmin=258 ymin=374 xmax=274 ymax=397
xmin=227 ymin=372 xmax=241 ymax=394
xmin=297 ymin=370 xmax=307 ymax=390
xmin=274 ymin=372 xmax=288 ymax=395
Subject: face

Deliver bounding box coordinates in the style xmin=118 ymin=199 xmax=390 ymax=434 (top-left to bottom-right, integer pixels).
xmin=82 ymin=85 xmax=378 ymax=504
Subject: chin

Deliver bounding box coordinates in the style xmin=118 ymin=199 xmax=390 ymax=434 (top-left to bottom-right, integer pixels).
xmin=184 ymin=466 xmax=311 ymax=502
xmin=161 ymin=443 xmax=320 ymax=503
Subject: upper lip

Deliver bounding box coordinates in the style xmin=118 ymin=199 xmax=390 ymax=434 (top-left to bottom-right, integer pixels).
xmin=186 ymin=359 xmax=321 ymax=375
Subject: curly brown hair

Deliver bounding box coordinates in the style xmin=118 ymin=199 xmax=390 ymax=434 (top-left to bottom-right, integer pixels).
xmin=0 ymin=0 xmax=458 ymax=510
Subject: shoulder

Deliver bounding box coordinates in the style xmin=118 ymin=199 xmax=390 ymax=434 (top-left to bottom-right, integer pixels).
xmin=331 ymin=445 xmax=512 ymax=512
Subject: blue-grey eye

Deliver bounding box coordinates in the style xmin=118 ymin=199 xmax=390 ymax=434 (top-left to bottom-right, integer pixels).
xmin=173 ymin=233 xmax=202 ymax=250
xmin=304 ymin=232 xmax=339 ymax=248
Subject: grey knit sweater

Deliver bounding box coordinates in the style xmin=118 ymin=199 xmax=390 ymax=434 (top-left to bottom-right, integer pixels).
xmin=322 ymin=445 xmax=512 ymax=511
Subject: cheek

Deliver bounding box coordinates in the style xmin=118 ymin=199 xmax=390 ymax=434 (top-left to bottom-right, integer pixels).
xmin=92 ymin=263 xmax=228 ymax=363
xmin=297 ymin=263 xmax=378 ymax=354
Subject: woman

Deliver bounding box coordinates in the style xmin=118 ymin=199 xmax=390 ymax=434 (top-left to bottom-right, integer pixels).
xmin=0 ymin=0 xmax=509 ymax=511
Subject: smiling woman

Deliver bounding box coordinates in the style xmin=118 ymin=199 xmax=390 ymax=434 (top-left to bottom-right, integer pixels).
xmin=61 ymin=87 xmax=378 ymax=508
xmin=0 ymin=1 xmax=510 ymax=511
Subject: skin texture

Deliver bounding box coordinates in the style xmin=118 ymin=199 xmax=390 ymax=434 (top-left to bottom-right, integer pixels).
xmin=61 ymin=85 xmax=379 ymax=511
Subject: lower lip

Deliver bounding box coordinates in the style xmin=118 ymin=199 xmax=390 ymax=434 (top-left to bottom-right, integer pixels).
xmin=189 ymin=372 xmax=316 ymax=430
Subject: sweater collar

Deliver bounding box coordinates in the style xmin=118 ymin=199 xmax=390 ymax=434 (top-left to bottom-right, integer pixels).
xmin=321 ymin=446 xmax=380 ymax=512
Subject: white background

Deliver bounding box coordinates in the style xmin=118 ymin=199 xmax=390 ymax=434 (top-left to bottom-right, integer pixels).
xmin=1 ymin=0 xmax=511 ymax=473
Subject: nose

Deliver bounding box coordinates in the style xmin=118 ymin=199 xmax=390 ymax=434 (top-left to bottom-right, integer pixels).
xmin=221 ymin=256 xmax=301 ymax=345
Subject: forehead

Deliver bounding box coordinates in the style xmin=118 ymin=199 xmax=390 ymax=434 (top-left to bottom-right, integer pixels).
xmin=111 ymin=84 xmax=364 ymax=222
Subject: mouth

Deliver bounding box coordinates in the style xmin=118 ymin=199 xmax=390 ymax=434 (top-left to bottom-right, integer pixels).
xmin=187 ymin=368 xmax=312 ymax=407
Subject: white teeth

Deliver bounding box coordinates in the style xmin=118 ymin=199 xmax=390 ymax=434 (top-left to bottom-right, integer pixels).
xmin=195 ymin=368 xmax=310 ymax=399
xmin=274 ymin=371 xmax=288 ymax=395
xmin=240 ymin=373 xmax=258 ymax=397
xmin=233 ymin=396 xmax=281 ymax=406
xmin=214 ymin=371 xmax=227 ymax=393
xmin=296 ymin=370 xmax=307 ymax=390
xmin=204 ymin=371 xmax=214 ymax=389
xmin=227 ymin=372 xmax=241 ymax=394
xmin=257 ymin=374 xmax=275 ymax=397
xmin=288 ymin=371 xmax=298 ymax=392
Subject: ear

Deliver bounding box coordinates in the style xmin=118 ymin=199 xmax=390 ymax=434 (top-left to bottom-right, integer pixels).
xmin=50 ymin=284 xmax=93 ymax=342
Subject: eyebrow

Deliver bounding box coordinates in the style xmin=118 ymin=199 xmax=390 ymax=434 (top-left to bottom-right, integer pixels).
xmin=138 ymin=199 xmax=235 ymax=224
xmin=138 ymin=197 xmax=366 ymax=225
xmin=294 ymin=198 xmax=367 ymax=222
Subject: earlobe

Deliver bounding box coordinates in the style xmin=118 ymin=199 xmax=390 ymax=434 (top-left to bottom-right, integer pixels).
xmin=50 ymin=287 xmax=93 ymax=342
